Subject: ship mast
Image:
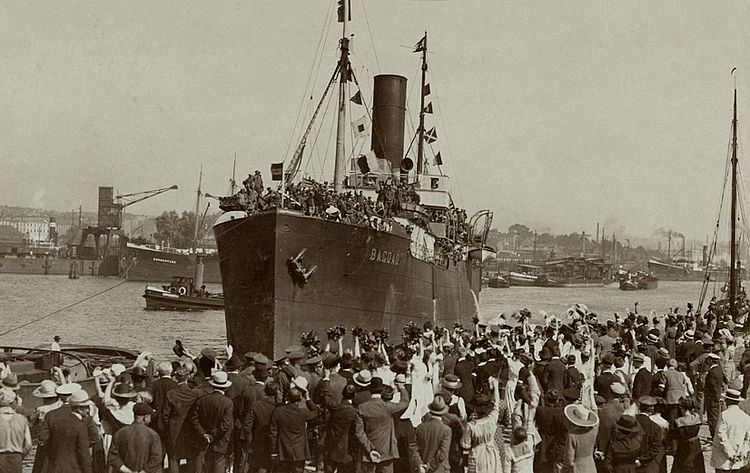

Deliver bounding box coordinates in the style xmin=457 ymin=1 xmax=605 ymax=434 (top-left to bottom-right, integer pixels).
xmin=730 ymin=87 xmax=738 ymax=318
xmin=417 ymin=32 xmax=427 ymax=176
xmin=333 ymin=0 xmax=350 ymax=193
xmin=192 ymin=166 xmax=203 ymax=256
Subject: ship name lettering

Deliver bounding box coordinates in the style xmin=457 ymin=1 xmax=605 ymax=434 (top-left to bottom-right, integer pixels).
xmin=370 ymin=248 xmax=401 ymax=266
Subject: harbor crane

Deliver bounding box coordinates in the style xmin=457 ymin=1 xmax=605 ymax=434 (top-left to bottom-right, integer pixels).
xmin=98 ymin=184 xmax=178 ymax=230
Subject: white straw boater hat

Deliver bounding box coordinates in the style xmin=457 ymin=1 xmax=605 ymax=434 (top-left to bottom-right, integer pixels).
xmin=723 ymin=389 xmax=744 ymax=402
xmin=209 ymin=371 xmax=232 ymax=389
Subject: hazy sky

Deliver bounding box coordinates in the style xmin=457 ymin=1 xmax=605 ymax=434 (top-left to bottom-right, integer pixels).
xmin=2 ymin=1 xmax=750 ymax=240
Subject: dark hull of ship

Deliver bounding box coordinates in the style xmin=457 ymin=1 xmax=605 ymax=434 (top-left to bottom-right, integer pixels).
xmin=120 ymin=246 xmax=222 ymax=283
xmin=647 ymin=260 xmax=739 ymax=282
xmin=214 ymin=209 xmax=482 ymax=357
xmin=619 ymin=278 xmax=658 ymax=291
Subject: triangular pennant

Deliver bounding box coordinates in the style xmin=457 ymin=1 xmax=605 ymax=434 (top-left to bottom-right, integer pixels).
xmin=423 ymin=83 xmax=431 ymax=97
xmin=424 ymin=102 xmax=433 ymax=114
xmin=434 ymin=151 xmax=443 ymax=166
xmin=350 ymin=90 xmax=363 ymax=105
xmin=425 ymin=127 xmax=437 ymax=144
xmin=414 ymin=35 xmax=426 ymax=53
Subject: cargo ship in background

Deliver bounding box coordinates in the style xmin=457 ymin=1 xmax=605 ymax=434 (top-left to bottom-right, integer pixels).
xmin=213 ymin=6 xmax=494 ymax=357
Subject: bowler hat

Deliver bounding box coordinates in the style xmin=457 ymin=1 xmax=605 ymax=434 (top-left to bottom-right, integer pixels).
xmin=224 ymin=354 xmax=244 ymax=371
xmin=322 ymin=353 xmax=341 ymax=369
xmin=616 ymin=415 xmax=642 ymax=433
xmin=112 ymin=382 xmax=137 ymax=398
xmin=369 ymin=377 xmax=384 ymax=394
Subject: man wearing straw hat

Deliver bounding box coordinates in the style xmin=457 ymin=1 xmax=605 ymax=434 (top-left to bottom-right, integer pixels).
xmin=711 ymin=388 xmax=750 ymax=472
xmin=40 ymin=384 xmax=92 ymax=473
xmin=192 ymin=371 xmax=234 ymax=473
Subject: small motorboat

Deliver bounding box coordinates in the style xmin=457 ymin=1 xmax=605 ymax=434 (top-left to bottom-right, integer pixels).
xmin=143 ymin=276 xmax=224 ymax=310
xmin=618 ymin=272 xmax=658 ymax=291
xmin=487 ymin=274 xmax=510 ymax=288
xmin=508 ymin=272 xmax=539 ymax=287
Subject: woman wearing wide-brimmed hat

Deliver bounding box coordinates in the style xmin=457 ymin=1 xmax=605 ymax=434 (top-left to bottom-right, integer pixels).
xmin=604 ymin=415 xmax=643 ymax=473
xmin=460 ymin=377 xmax=502 ymax=473
xmin=559 ymin=403 xmax=599 ymax=473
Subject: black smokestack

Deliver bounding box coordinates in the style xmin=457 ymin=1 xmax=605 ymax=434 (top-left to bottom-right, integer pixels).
xmin=371 ymin=74 xmax=407 ymax=177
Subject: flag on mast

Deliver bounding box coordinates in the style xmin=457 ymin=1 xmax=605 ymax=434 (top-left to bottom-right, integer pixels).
xmin=434 ymin=152 xmax=443 ymax=166
xmin=271 ymin=163 xmax=284 ymax=181
xmin=423 ymin=83 xmax=431 ymax=97
xmin=350 ymin=90 xmax=363 ymax=105
xmin=423 ymin=102 xmax=433 ymax=114
xmin=352 ymin=116 xmax=369 ymax=139
xmin=414 ymin=34 xmax=426 ymax=52
xmin=425 ymin=127 xmax=438 ymax=144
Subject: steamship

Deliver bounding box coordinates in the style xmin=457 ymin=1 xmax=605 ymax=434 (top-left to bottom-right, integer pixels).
xmin=213 ymin=7 xmax=494 ymax=357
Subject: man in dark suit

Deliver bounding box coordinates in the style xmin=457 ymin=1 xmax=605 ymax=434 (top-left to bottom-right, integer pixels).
xmin=319 ymin=382 xmax=364 ymax=473
xmin=563 ymin=355 xmax=582 ymax=392
xmin=246 ymin=381 xmax=281 ymax=473
xmin=163 ymin=366 xmax=203 ymax=473
xmin=355 ymin=377 xmax=411 ymax=473
xmin=191 ymin=371 xmax=234 ymax=473
xmin=108 ymin=402 xmax=162 ymax=473
xmin=225 ymin=354 xmax=252 ymax=473
xmin=453 ymin=349 xmax=475 ymax=403
xmin=631 ymin=353 xmax=652 ymax=398
xmin=269 ymin=387 xmax=320 ymax=473
xmin=38 ymin=385 xmax=92 ymax=473
xmin=595 ymin=354 xmax=621 ymax=402
xmin=544 ymin=348 xmax=566 ymax=394
xmin=703 ymin=353 xmax=725 ymax=437
xmin=149 ymin=361 xmax=177 ymax=452
xmin=415 ymin=396 xmax=452 ymax=473
xmin=635 ymin=397 xmax=665 ymax=473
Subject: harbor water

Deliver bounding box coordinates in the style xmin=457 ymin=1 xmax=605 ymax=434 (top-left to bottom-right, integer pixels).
xmin=0 ymin=274 xmax=719 ymax=357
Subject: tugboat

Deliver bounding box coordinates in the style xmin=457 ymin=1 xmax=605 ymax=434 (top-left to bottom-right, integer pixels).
xmin=213 ymin=6 xmax=494 ymax=356
xmin=618 ymin=271 xmax=658 ymax=291
xmin=143 ymin=267 xmax=224 ymax=310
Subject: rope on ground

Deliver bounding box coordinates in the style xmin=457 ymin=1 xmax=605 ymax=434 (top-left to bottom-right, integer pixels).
xmin=0 ymin=279 xmax=131 ymax=338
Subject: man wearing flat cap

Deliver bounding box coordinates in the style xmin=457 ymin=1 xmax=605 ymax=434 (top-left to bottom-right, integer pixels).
xmin=635 ymin=396 xmax=665 ymax=473
xmin=108 ymin=402 xmax=162 ymax=473
xmin=704 ymin=352 xmax=726 ymax=437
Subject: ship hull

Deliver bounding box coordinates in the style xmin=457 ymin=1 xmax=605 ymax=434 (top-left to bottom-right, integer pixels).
xmin=214 ymin=209 xmax=482 ymax=357
xmin=508 ymin=272 xmax=538 ymax=286
xmin=120 ymin=245 xmax=221 ymax=283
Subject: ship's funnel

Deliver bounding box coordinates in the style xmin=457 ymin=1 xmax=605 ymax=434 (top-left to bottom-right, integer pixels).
xmin=371 ymin=74 xmax=407 ymax=178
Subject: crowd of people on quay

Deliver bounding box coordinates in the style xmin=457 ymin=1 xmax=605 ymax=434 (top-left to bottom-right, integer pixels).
xmin=1 ymin=302 xmax=750 ymax=473
xmin=221 ymin=171 xmax=470 ymax=241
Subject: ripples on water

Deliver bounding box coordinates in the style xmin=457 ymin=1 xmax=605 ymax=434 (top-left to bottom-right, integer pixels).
xmin=0 ymin=275 xmax=717 ymax=358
